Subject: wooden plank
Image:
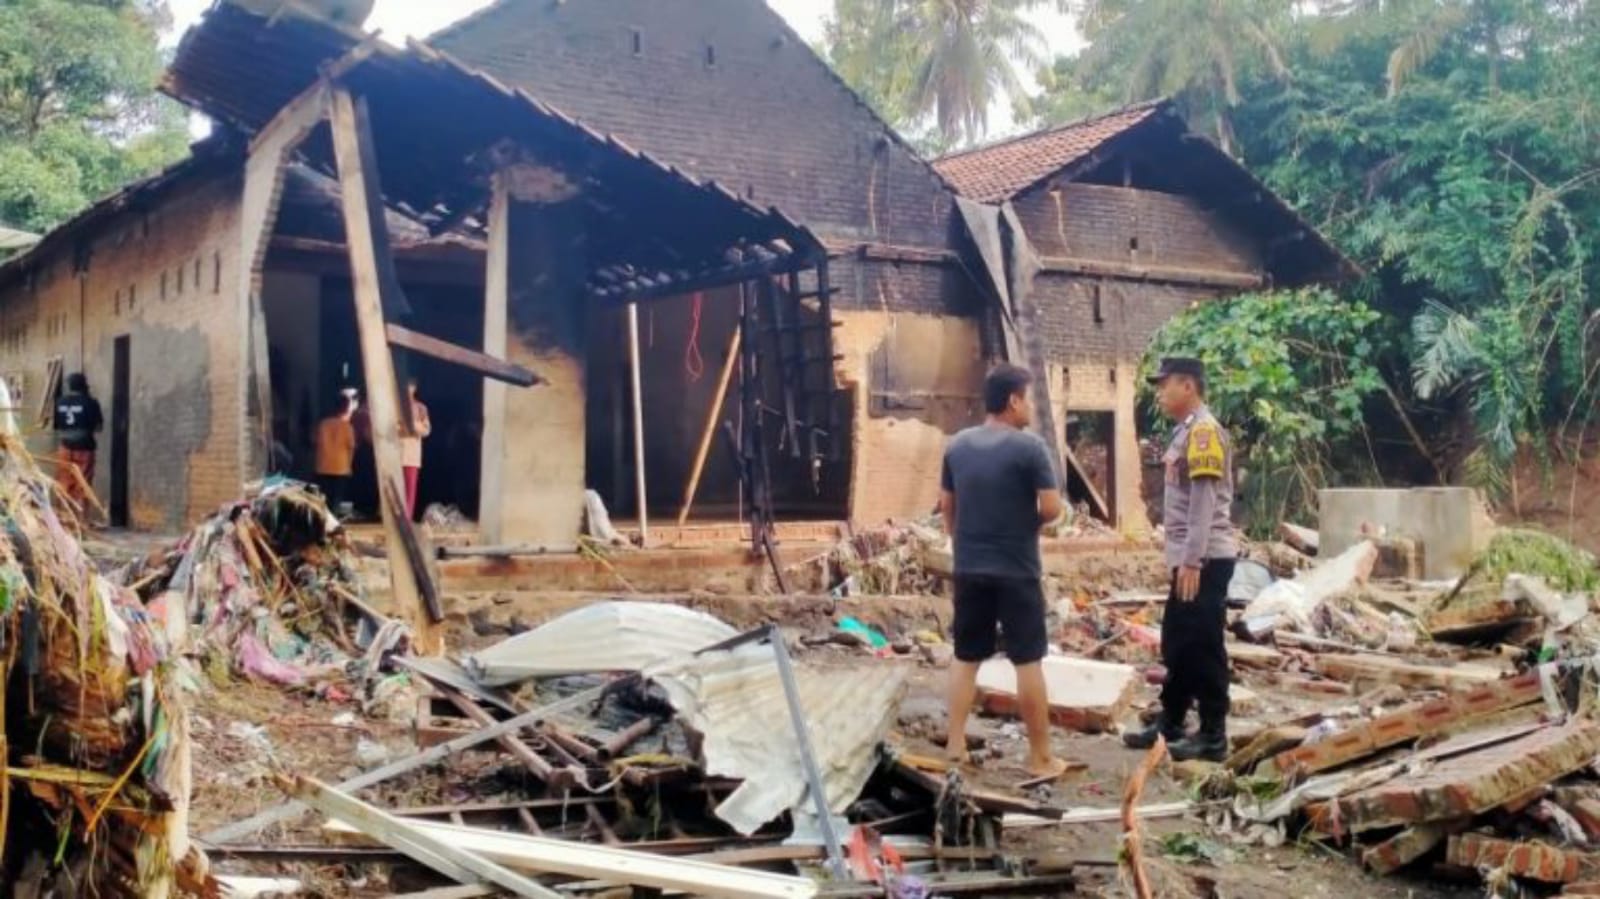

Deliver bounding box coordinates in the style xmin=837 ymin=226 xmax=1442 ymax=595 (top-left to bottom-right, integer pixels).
xmin=285 ymin=775 xmax=561 ymax=898
xmin=323 ymin=818 xmax=818 ymax=899
xmin=386 ymin=323 xmax=539 ymax=387
xmin=479 ymin=171 xmax=510 ymax=545
xmin=1040 ymin=255 xmax=1266 ymax=289
xmin=328 ymin=87 xmax=441 ymax=653
xmin=679 ymin=326 xmax=740 ymax=526
xmin=438 ymin=687 xmax=579 ymax=790
xmin=1311 ymin=653 xmax=1509 ymax=690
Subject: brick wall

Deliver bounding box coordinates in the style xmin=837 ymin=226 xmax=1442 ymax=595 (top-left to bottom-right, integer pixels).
xmin=1032 ymin=272 xmax=1220 ymax=365
xmin=1015 ymin=182 xmax=1263 ymax=272
xmin=0 ymin=167 xmax=246 ymax=531
xmin=831 ymin=255 xmax=982 ymax=316
xmin=431 ymin=0 xmax=956 ymax=250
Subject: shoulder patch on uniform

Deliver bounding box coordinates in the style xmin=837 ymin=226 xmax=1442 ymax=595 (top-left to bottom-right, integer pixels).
xmin=1186 ymin=421 xmax=1225 ymax=480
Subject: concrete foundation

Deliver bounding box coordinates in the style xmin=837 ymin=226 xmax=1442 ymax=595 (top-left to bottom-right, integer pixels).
xmin=1318 ymin=487 xmax=1494 ymax=580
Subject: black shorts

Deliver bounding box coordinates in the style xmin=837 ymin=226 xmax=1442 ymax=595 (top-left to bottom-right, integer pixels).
xmin=952 ymin=575 xmax=1048 ymax=665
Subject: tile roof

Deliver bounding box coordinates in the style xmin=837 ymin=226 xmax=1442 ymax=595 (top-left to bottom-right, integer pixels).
xmin=934 ymin=100 xmax=1170 ymax=203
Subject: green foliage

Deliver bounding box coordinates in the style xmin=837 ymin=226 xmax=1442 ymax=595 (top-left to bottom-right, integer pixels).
xmin=822 ymin=0 xmax=1050 ymax=149
xmin=0 ymin=0 xmax=186 ymax=233
xmin=1477 ymin=528 xmax=1599 ymax=593
xmin=1145 ymin=288 xmax=1385 ymax=532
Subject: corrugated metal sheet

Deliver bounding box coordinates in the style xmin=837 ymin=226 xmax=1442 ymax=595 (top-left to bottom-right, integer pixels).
xmin=655 ymin=643 xmax=909 ymax=836
xmin=465 ymin=602 xmax=738 ymax=686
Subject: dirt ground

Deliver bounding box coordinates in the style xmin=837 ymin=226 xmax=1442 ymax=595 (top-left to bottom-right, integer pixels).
xmin=186 ymin=579 xmax=1486 ymax=898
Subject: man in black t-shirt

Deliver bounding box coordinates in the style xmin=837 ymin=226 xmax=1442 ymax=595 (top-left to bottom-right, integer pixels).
xmin=53 ymin=372 xmax=103 ymax=508
xmin=939 ymin=363 xmax=1068 ymax=780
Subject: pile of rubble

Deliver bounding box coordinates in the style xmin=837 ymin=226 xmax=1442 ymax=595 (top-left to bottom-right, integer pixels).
xmin=199 ymin=600 xmax=1104 ymax=896
xmin=1187 ymin=522 xmax=1600 ymax=894
xmin=829 ymin=506 xmax=1119 ymax=598
xmin=128 ymin=479 xmax=415 ymax=717
xmin=0 ymin=433 xmax=205 ymax=896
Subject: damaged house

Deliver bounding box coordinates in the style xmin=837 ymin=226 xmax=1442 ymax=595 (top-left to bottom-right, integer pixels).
xmin=0 ymin=0 xmax=1349 ymax=548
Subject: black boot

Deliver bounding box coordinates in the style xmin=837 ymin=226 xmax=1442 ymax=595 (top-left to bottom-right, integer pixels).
xmin=1169 ymin=723 xmax=1227 ymax=762
xmin=1122 ymin=714 xmax=1186 ymax=750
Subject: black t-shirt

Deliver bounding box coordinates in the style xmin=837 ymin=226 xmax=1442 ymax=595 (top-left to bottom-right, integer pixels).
xmin=53 ymin=392 xmax=103 ymax=451
xmin=940 ymin=425 xmax=1058 ymax=579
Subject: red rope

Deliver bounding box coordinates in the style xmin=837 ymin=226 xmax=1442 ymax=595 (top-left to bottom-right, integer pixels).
xmin=685 ymin=291 xmax=706 ymax=382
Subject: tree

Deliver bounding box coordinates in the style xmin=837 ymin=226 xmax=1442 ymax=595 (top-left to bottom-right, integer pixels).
xmin=0 ymin=0 xmax=187 ymax=233
xmin=1034 ymin=0 xmax=1292 ymax=151
xmin=1145 ymin=288 xmax=1386 ymax=532
xmin=824 ymin=0 xmax=1050 ymax=149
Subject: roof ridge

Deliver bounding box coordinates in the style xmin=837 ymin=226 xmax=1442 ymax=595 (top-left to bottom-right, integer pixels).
xmin=937 ymin=97 xmax=1171 ymax=163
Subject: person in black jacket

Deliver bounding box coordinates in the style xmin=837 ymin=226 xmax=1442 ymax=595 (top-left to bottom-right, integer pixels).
xmin=53 ymin=372 xmax=104 ymax=508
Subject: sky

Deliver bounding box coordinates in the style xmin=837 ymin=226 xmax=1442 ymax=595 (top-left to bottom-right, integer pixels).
xmin=164 ymin=1 xmax=1081 ymax=138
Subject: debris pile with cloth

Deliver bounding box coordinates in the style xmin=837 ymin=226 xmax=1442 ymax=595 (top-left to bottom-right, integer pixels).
xmin=198 ymin=600 xmax=1101 ymax=896
xmin=0 ymin=433 xmax=208 ymax=897
xmin=132 ymin=478 xmax=412 ymax=712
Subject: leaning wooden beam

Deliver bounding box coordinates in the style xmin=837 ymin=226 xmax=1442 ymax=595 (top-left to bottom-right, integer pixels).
xmin=386 ymin=323 xmax=541 ymax=388
xmin=282 ymin=775 xmax=562 ymax=899
xmin=678 ymin=326 xmax=742 ymax=526
xmin=200 ymin=682 xmax=610 ymax=845
xmin=328 ymin=86 xmax=442 ymax=653
xmin=1039 ymin=255 xmax=1265 ymax=290
xmin=323 ymin=818 xmax=819 ymax=899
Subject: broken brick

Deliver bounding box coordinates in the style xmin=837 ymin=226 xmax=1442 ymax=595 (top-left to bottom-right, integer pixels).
xmin=1446 ymin=833 xmax=1596 ymax=883
xmin=1262 ymin=670 xmax=1542 ymax=779
xmin=1320 ymin=723 xmax=1600 ymax=835
xmin=1362 ymin=821 xmax=1462 ymax=875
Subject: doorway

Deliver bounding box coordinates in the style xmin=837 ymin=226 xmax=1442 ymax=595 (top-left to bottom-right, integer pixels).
xmin=110 ymin=335 xmax=131 ymax=528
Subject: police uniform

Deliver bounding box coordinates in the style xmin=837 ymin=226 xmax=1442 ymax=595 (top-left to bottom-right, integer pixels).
xmin=1125 ymin=357 xmax=1238 ymax=761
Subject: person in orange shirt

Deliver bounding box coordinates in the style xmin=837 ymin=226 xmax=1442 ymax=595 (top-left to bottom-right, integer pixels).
xmin=315 ymin=394 xmax=358 ymax=517
xmin=401 ymin=377 xmax=432 ymax=520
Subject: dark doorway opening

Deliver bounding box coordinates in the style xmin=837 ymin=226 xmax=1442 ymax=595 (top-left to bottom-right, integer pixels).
xmin=109 ymin=335 xmax=131 ymax=528
xmin=1064 ymin=411 xmax=1114 ymax=519
xmin=262 ymin=269 xmax=486 ymax=523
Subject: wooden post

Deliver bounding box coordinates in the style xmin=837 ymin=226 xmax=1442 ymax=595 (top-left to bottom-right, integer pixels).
xmin=328 ymin=88 xmax=442 ymax=654
xmin=677 ymin=326 xmax=740 ymax=526
xmin=626 ymin=303 xmax=649 ymax=542
xmin=480 ymin=173 xmax=510 ymax=546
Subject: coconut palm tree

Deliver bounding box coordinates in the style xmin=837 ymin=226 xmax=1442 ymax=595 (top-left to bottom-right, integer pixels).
xmin=1065 ymin=0 xmax=1292 ymax=153
xmin=826 ymin=0 xmax=1050 ymax=148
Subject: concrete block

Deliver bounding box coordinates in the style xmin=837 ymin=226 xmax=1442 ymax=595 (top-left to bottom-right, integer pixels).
xmin=1318 ymin=487 xmax=1493 ymax=580
xmin=1265 ymin=670 xmax=1542 ymax=779
xmin=975 ymin=655 xmax=1137 ymax=734
xmin=1446 ymin=833 xmax=1597 ymax=883
xmin=1321 ymin=723 xmax=1600 ymax=834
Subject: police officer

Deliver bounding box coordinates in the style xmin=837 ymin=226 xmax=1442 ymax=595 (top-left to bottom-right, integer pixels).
xmin=1123 ymin=357 xmax=1237 ymax=762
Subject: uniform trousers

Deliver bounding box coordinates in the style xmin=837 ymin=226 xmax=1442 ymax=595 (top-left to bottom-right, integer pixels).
xmin=1159 ymin=558 xmax=1236 ymax=730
